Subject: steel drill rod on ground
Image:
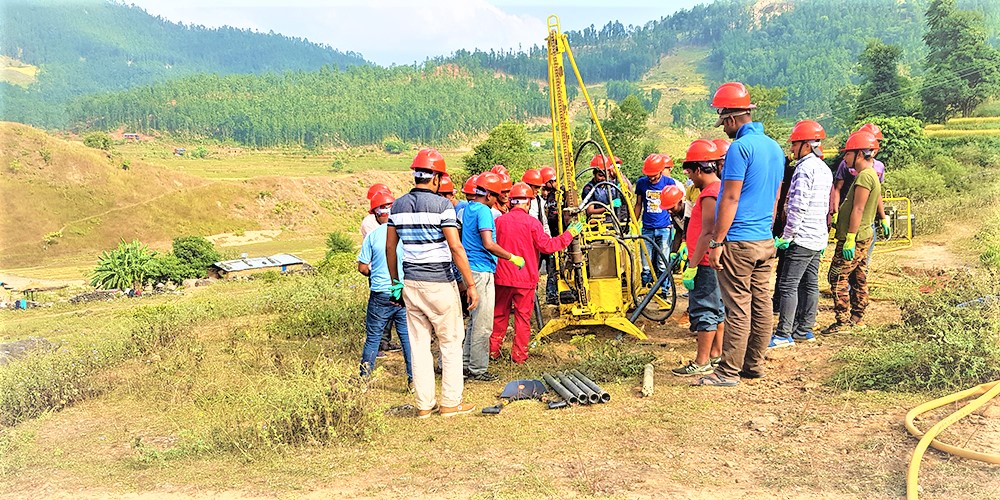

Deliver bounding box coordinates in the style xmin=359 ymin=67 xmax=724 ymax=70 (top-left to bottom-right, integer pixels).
xmin=542 ymin=373 xmax=577 ymax=405
xmin=556 ymin=372 xmax=589 ymax=404
xmin=565 ymin=371 xmax=600 ymax=404
xmin=570 ymin=369 xmax=611 ymax=403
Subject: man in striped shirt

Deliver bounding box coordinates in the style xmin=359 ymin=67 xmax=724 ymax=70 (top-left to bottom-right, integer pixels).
xmin=386 ymin=148 xmax=479 ymax=418
xmin=770 ymin=121 xmax=833 ymax=348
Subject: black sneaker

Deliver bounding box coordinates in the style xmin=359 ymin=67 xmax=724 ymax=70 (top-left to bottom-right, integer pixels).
xmin=468 ymin=371 xmax=499 ymax=382
xmin=384 ymin=341 xmax=402 ymax=353
xmin=738 ymin=370 xmax=765 ymax=379
xmin=822 ymin=321 xmax=852 ymax=335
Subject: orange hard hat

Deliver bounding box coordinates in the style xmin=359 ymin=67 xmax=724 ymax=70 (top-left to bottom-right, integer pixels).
xmin=410 ymin=148 xmax=447 ymax=174
xmin=659 ymin=185 xmax=685 ymax=210
xmin=841 ymin=131 xmax=879 ymax=152
xmin=490 ymin=164 xmax=509 ymax=176
xmin=711 ymin=139 xmax=731 ymax=157
xmin=521 ymin=168 xmax=544 ymax=187
xmin=614 ymin=156 xmax=623 ymax=165
xmin=509 ymin=182 xmax=534 ymax=199
xmin=788 ymin=120 xmax=826 ymax=143
xmin=711 ymin=82 xmax=756 ymax=109
xmin=684 ymin=139 xmax=723 ymax=163
xmin=476 ymin=172 xmax=503 ymax=194
xmin=498 ymin=172 xmax=513 ymax=191
xmin=438 ymin=174 xmax=455 ymax=194
xmin=858 ymin=123 xmax=884 ymax=140
xmin=461 ymin=175 xmax=479 ymax=195
xmin=642 ymin=154 xmax=674 ymax=177
xmin=366 ymin=183 xmax=391 ymax=200
xmin=539 ymin=166 xmax=556 ymax=183
xmin=369 ymin=192 xmax=395 ymax=213
xmin=590 ymin=154 xmax=611 ymax=169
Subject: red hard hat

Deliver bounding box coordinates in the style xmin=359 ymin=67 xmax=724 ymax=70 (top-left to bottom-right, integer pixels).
xmin=841 ymin=131 xmax=879 ymax=152
xmin=461 ymin=175 xmax=479 ymax=195
xmin=711 ymin=139 xmax=731 ymax=157
xmin=498 ymin=172 xmax=513 ymax=191
xmin=509 ymin=182 xmax=534 ymax=199
xmin=642 ymin=154 xmax=674 ymax=177
xmin=659 ymin=185 xmax=685 ymax=210
xmin=370 ymin=192 xmax=395 ymax=213
xmin=490 ymin=164 xmax=508 ymax=176
xmin=788 ymin=120 xmax=826 ymax=142
xmin=684 ymin=139 xmax=723 ymax=163
xmin=539 ymin=166 xmax=556 ymax=183
xmin=366 ymin=183 xmax=391 ymax=201
xmin=521 ymin=168 xmax=544 ymax=187
xmin=711 ymin=82 xmax=756 ymax=109
xmin=858 ymin=123 xmax=884 ymax=140
xmin=410 ymin=148 xmax=447 ymax=174
xmin=438 ymin=174 xmax=455 ymax=194
xmin=614 ymin=156 xmax=623 ymax=165
xmin=590 ymin=154 xmax=611 ymax=169
xmin=476 ymin=172 xmax=503 ymax=194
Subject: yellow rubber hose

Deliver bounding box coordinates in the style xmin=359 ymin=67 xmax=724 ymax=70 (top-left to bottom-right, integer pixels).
xmin=905 ymin=380 xmax=1000 ymax=499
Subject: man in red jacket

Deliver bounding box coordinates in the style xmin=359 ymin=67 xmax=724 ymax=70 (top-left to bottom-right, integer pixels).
xmin=490 ymin=182 xmax=583 ymax=363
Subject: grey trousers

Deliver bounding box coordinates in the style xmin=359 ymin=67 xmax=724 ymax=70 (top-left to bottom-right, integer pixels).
xmin=463 ymin=271 xmax=495 ymax=376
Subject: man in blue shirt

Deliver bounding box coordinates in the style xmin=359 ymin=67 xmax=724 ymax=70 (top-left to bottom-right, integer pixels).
xmin=694 ymin=82 xmax=784 ymax=387
xmin=634 ymin=153 xmax=680 ymax=293
xmin=357 ymin=192 xmax=412 ymax=386
xmin=461 ymin=172 xmax=524 ymax=382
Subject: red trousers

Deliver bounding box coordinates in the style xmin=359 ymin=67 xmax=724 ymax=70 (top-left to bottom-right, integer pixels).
xmin=490 ymin=285 xmax=535 ymax=363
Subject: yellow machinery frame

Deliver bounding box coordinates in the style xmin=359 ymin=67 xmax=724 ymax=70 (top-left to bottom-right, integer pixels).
xmin=534 ymin=16 xmax=673 ymax=343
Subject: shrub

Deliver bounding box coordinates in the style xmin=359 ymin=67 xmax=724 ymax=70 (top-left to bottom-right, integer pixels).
xmin=852 ymin=116 xmax=926 ymax=166
xmin=383 ymin=138 xmax=408 ymax=154
xmin=325 ymin=231 xmax=354 ymax=257
xmin=172 ymin=235 xmax=220 ymax=278
xmin=83 ymin=131 xmax=113 ymax=150
xmin=190 ymin=146 xmax=209 ymax=159
xmin=91 ymin=239 xmax=153 ymax=290
xmin=831 ymin=271 xmax=1000 ymax=392
xmin=884 ymin=164 xmax=947 ymax=202
xmin=927 ymin=154 xmax=971 ymax=191
xmin=145 ymin=253 xmax=187 ymax=285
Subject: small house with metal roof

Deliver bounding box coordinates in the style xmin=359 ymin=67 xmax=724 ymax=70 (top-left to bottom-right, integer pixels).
xmin=208 ymin=254 xmax=306 ymax=279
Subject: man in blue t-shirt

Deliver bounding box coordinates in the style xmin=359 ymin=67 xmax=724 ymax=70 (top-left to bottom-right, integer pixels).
xmin=634 ymin=153 xmax=680 ymax=294
xmin=693 ymin=82 xmax=784 ymax=388
xmin=461 ymin=172 xmax=524 ymax=382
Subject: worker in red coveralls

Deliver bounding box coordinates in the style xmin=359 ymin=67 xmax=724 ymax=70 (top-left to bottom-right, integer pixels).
xmin=490 ymin=182 xmax=583 ymax=363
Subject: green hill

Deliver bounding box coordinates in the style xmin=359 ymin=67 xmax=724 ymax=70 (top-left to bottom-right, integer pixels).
xmin=0 ymin=0 xmax=367 ymax=128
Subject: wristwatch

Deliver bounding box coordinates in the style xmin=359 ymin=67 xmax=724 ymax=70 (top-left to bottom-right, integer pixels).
xmin=708 ymin=239 xmax=724 ymax=249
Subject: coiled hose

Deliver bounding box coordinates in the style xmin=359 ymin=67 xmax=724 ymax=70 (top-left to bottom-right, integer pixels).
xmin=904 ymin=380 xmax=1000 ymax=499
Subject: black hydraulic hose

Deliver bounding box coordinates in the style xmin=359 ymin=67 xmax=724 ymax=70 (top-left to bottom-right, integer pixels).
xmin=630 ymin=265 xmax=672 ymax=323
xmin=556 ymin=372 xmax=589 ymax=405
xmin=566 ymin=372 xmax=600 ymax=404
xmin=625 ymin=233 xmax=677 ymax=322
xmin=542 ymin=373 xmax=577 ymax=404
xmin=611 ymin=235 xmax=639 ymax=305
xmin=570 ymin=369 xmax=611 ymax=403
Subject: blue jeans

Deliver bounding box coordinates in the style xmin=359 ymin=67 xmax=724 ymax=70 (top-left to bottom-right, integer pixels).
xmin=641 ymin=226 xmax=673 ymax=294
xmin=774 ymin=244 xmax=822 ymax=337
xmin=688 ymin=265 xmax=725 ymax=331
xmin=360 ymin=291 xmax=412 ymax=380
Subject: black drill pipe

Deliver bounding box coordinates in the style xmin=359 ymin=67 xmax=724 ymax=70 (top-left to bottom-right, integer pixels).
xmin=565 ymin=371 xmax=600 ymax=404
xmin=556 ymin=371 xmax=589 ymax=405
xmin=571 ymin=369 xmax=611 ymax=403
xmin=542 ymin=373 xmax=577 ymax=405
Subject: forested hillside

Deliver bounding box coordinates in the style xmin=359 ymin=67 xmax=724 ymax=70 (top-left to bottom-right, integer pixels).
xmin=0 ymin=0 xmax=367 ymax=127
xmin=70 ymin=65 xmax=549 ymax=146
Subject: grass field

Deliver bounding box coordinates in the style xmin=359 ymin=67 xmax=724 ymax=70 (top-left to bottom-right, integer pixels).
xmin=0 ymin=55 xmax=37 ymax=87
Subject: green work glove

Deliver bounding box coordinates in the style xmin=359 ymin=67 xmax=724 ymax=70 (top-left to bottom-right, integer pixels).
xmin=682 ymin=267 xmax=697 ymax=291
xmin=389 ymin=279 xmax=404 ymax=302
xmin=774 ymin=236 xmax=791 ymax=250
xmin=568 ymin=221 xmax=583 ymax=237
xmin=509 ymin=255 xmax=526 ymax=269
xmin=830 ymin=212 xmax=838 ymax=226
xmin=820 ymin=247 xmax=826 ymax=258
xmin=611 ymin=198 xmax=622 ymax=208
xmin=678 ymin=243 xmax=688 ymax=263
xmin=880 ymin=218 xmax=891 ymax=239
xmin=842 ymin=233 xmax=857 ymax=261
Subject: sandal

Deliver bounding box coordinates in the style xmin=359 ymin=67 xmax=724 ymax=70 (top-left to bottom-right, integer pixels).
xmin=691 ymin=373 xmax=739 ymax=387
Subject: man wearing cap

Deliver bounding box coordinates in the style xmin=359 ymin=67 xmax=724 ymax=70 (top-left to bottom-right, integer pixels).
xmin=386 ymin=148 xmax=479 ymax=418
xmin=823 ymin=131 xmax=882 ymax=335
xmin=358 ymin=191 xmax=412 ymax=386
xmin=769 ymin=121 xmax=834 ymax=348
xmin=694 ymin=82 xmax=785 ymax=387
xmin=491 ymin=182 xmax=581 ymax=363
xmin=634 ymin=153 xmax=681 ymax=293
xmin=460 ymin=172 xmax=525 ymax=382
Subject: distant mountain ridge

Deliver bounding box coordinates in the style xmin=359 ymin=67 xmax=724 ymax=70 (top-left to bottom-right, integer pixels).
xmin=0 ymin=0 xmax=368 ymax=127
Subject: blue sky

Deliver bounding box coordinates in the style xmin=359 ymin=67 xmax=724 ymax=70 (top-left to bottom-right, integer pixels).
xmin=128 ymin=0 xmax=706 ymax=65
